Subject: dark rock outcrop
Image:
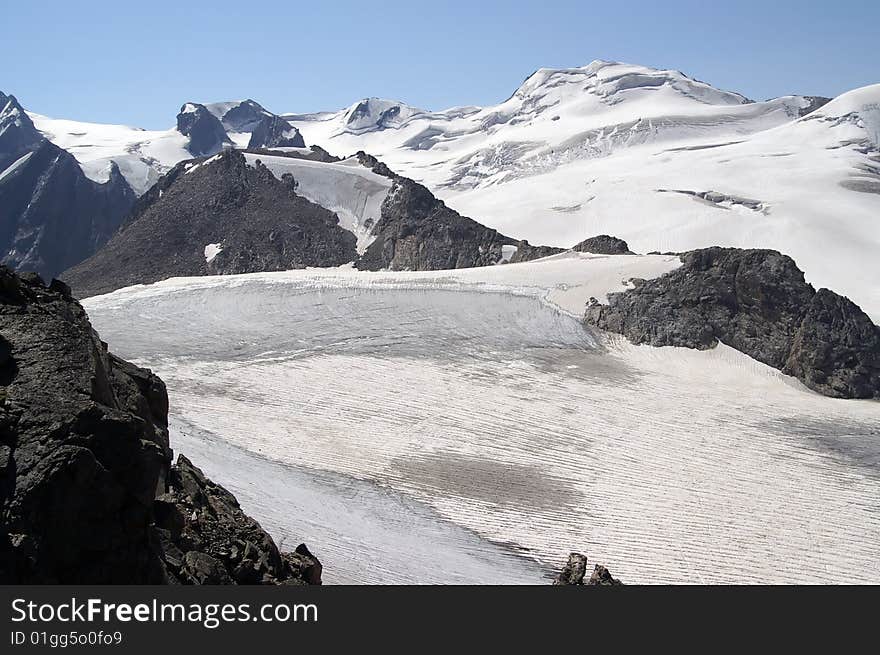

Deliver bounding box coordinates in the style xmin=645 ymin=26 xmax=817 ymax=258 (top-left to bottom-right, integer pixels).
xmin=0 ymin=267 xmax=320 ymax=584
xmin=0 ymin=93 xmax=135 ymax=280
xmin=215 ymin=99 xmax=268 ymax=133
xmin=553 ymin=553 xmax=622 ymax=586
xmin=572 ymin=234 xmax=634 ymax=255
xmin=63 ymin=149 xmax=357 ymax=298
xmin=176 ymin=103 xmax=232 ymax=157
xmin=157 ymin=455 xmax=321 ymax=585
xmin=585 ymin=247 xmax=880 ymax=399
xmin=799 ymin=96 xmax=832 ymax=117
xmin=354 ymin=152 xmax=518 ymax=271
xmin=248 ymin=114 xmax=305 ymax=149
xmin=508 ymin=241 xmax=565 ymax=263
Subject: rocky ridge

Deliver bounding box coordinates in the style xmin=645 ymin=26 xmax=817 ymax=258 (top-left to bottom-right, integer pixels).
xmin=585 ymin=247 xmax=880 ymax=399
xmin=63 ymin=149 xmax=358 ymax=298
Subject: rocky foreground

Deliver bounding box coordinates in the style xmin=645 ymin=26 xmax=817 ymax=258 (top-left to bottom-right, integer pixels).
xmin=0 ymin=267 xmax=320 ymax=584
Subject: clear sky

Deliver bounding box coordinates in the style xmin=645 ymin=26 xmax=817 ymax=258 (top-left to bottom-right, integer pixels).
xmin=5 ymin=0 xmax=878 ymax=129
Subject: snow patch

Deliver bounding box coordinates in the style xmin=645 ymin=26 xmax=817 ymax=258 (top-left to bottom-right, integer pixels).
xmin=244 ymin=153 xmax=392 ymax=254
xmin=204 ymin=243 xmax=222 ymax=263
xmin=0 ymin=151 xmax=33 ymax=184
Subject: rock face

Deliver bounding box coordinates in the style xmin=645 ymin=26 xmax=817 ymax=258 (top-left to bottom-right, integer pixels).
xmin=248 ymin=114 xmax=305 ymax=149
xmin=585 ymin=247 xmax=880 ymax=399
xmin=63 ymin=149 xmax=358 ymax=298
xmin=0 ymin=267 xmax=320 ymax=584
xmin=553 ymin=553 xmax=623 ymax=586
xmin=355 ymin=152 xmax=518 ymax=271
xmin=157 ymin=456 xmax=322 ymax=585
xmin=176 ymin=103 xmax=232 ymax=157
xmin=0 ymin=93 xmax=135 ymax=280
xmin=572 ymin=234 xmax=634 ymax=255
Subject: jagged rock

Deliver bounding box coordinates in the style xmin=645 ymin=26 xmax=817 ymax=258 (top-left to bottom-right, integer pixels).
xmin=554 ymin=552 xmax=589 ymax=585
xmin=157 ymin=455 xmax=321 ymax=585
xmin=554 ymin=553 xmax=622 ymax=585
xmin=216 ymin=99 xmax=268 ymax=133
xmin=588 ymin=564 xmax=623 ymax=586
xmin=354 ymin=152 xmax=518 ymax=271
xmin=63 ymin=149 xmax=357 ymax=298
xmin=585 ymin=247 xmax=880 ymax=399
xmin=0 ymin=267 xmax=320 ymax=584
xmin=782 ymin=289 xmax=880 ymax=399
xmin=176 ymin=103 xmax=232 ymax=157
xmin=248 ymin=114 xmax=305 ymax=149
xmin=572 ymin=235 xmax=634 ymax=255
xmin=0 ymin=94 xmax=135 ymax=279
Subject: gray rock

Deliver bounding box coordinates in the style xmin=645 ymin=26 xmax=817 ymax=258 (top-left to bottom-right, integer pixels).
xmin=782 ymin=289 xmax=880 ymax=399
xmin=554 ymin=552 xmax=622 ymax=585
xmin=248 ymin=114 xmax=305 ymax=149
xmin=158 ymin=455 xmax=321 ymax=585
xmin=176 ymin=103 xmax=232 ymax=157
xmin=354 ymin=152 xmax=519 ymax=271
xmin=585 ymin=247 xmax=880 ymax=399
xmin=571 ymin=234 xmax=634 ymax=255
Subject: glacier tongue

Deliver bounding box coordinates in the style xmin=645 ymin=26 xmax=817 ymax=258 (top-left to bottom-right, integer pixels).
xmin=83 ymin=258 xmax=880 ymax=584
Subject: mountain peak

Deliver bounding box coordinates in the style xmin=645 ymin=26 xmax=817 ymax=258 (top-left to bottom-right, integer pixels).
xmin=176 ymin=102 xmax=231 ymax=156
xmin=342 ymin=98 xmax=425 ymax=134
xmin=513 ymin=61 xmax=748 ymax=107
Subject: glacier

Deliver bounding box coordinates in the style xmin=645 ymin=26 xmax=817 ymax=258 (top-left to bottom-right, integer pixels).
xmin=83 ymin=254 xmax=880 ymax=584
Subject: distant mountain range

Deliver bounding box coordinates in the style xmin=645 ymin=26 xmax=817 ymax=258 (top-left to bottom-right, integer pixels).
xmin=2 ymin=60 xmax=878 ymax=317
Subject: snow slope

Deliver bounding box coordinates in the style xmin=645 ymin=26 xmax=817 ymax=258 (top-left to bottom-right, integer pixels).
xmin=27 ymin=113 xmax=189 ymax=195
xmin=84 ymin=254 xmax=880 ymax=584
xmin=244 ymin=153 xmax=393 ymax=253
xmin=282 ymin=67 xmax=880 ymax=320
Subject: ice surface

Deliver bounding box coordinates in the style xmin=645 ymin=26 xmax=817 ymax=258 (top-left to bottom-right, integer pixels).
xmin=84 ymin=257 xmax=880 ymax=584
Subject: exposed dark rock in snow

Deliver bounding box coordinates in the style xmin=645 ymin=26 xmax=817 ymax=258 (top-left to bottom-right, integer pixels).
xmin=157 ymin=455 xmax=322 ymax=585
xmin=572 ymin=235 xmax=634 ymax=255
xmin=657 ymin=188 xmax=767 ymax=212
xmin=176 ymin=103 xmax=232 ymax=157
xmin=585 ymin=247 xmax=880 ymax=399
xmin=553 ymin=553 xmax=623 ymax=585
xmin=0 ymin=267 xmax=320 ymax=584
xmin=0 ymin=93 xmax=135 ymax=280
xmin=63 ymin=149 xmax=357 ymax=298
xmin=355 ymin=151 xmax=518 ymax=271
xmin=247 ymin=114 xmax=305 ymax=149
xmin=356 ymin=176 xmax=515 ymax=271
xmin=799 ymin=96 xmax=832 ymax=117
xmin=214 ymin=99 xmax=267 ymax=133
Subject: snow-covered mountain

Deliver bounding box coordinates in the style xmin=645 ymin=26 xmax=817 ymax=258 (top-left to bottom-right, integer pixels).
xmin=282 ymin=61 xmax=880 ymax=320
xmin=22 ymin=59 xmax=880 ymax=318
xmin=0 ymin=92 xmax=134 ymax=278
xmin=28 ymin=99 xmax=304 ymax=195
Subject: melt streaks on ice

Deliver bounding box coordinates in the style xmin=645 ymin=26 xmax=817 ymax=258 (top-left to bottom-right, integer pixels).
xmin=84 ymin=259 xmax=880 ymax=585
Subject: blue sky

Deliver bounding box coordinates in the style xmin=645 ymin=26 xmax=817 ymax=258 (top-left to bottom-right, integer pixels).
xmin=5 ymin=0 xmax=878 ymax=129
